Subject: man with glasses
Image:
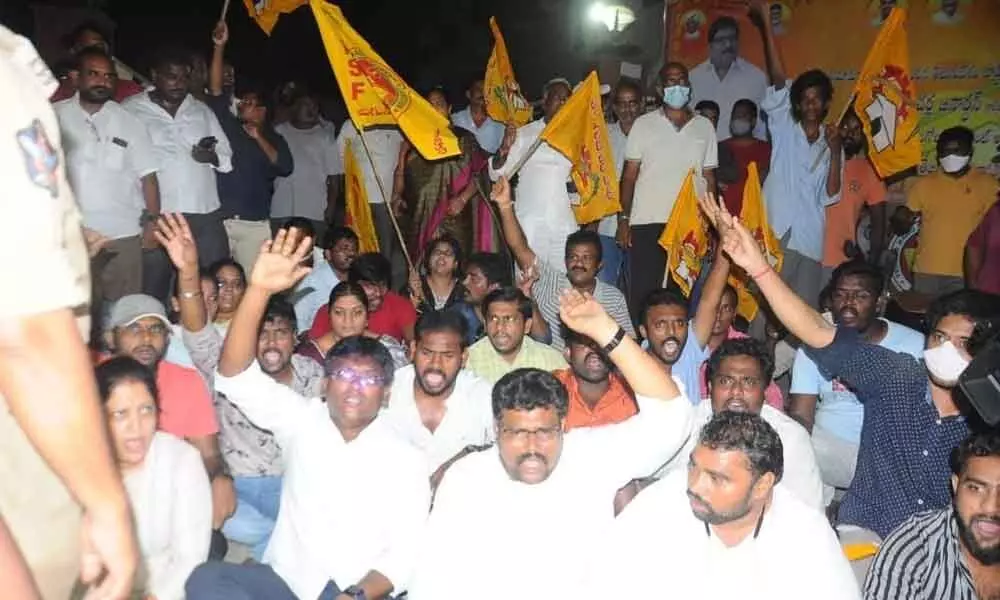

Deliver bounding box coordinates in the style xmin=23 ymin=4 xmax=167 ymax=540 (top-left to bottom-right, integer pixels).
xmin=187 ymin=229 xmax=429 ymax=600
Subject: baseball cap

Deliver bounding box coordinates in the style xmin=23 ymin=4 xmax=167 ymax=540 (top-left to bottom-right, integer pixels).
xmin=108 ymin=294 xmax=170 ymax=329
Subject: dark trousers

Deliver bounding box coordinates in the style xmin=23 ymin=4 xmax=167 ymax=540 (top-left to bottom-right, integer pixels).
xmin=627 ymin=223 xmax=669 ymax=326
xmin=143 ymin=211 xmax=229 ymax=305
xmin=185 ymin=562 xmax=341 ymax=600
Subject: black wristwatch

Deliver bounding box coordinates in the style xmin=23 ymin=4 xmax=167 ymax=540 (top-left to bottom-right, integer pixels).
xmin=602 ymin=326 xmax=627 ymax=355
xmin=342 ymin=585 xmax=367 ymax=600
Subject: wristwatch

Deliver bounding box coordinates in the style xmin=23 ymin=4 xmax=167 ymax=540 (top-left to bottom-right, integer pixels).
xmin=342 ymin=585 xmax=367 ymax=600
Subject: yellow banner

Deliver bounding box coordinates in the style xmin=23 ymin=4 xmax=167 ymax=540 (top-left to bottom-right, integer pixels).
xmin=730 ymin=162 xmax=784 ymax=321
xmin=539 ymin=72 xmax=621 ymax=225
xmin=343 ymin=139 xmax=380 ymax=254
xmin=309 ymin=0 xmax=460 ymax=160
xmin=851 ymin=8 xmax=921 ymax=178
xmin=243 ymin=0 xmax=307 ymax=35
xmin=484 ymin=17 xmax=533 ymax=126
xmin=658 ymin=170 xmax=710 ymax=296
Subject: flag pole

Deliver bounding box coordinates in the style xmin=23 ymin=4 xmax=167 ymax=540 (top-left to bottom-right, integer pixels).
xmin=357 ymin=128 xmax=415 ymax=273
xmin=220 ymin=0 xmax=232 ymax=21
xmin=504 ymin=136 xmax=543 ymax=178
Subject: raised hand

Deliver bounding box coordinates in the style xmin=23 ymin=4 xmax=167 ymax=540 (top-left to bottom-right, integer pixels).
xmin=719 ymin=214 xmax=770 ymax=276
xmin=696 ymin=190 xmax=725 ymax=232
xmin=212 ymin=21 xmax=229 ymax=46
xmin=499 ymin=123 xmax=517 ymax=156
xmin=825 ymin=123 xmax=842 ymax=155
xmin=516 ymin=264 xmax=539 ymax=297
xmin=249 ymin=227 xmax=313 ymax=293
xmin=490 ymin=176 xmax=513 ymax=208
xmin=558 ymin=288 xmax=618 ymax=344
xmin=153 ymin=213 xmax=199 ymax=273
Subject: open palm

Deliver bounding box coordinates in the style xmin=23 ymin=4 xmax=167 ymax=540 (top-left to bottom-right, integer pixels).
xmin=153 ymin=213 xmax=198 ymax=271
xmin=250 ymin=227 xmax=313 ymax=293
xmin=559 ymin=289 xmax=615 ymax=341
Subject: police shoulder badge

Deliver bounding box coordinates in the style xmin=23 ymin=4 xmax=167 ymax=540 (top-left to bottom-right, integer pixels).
xmin=16 ymin=118 xmax=60 ymax=198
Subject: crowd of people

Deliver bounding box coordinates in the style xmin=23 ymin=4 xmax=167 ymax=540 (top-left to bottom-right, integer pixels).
xmin=2 ymin=0 xmax=1000 ymax=598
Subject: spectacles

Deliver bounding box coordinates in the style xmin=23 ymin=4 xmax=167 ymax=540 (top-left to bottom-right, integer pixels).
xmin=713 ymin=374 xmax=762 ymax=389
xmin=123 ymin=322 xmax=167 ymax=337
xmin=488 ymin=314 xmax=522 ymax=326
xmin=329 ymin=368 xmax=386 ymax=389
xmin=499 ymin=425 xmax=562 ymax=444
xmin=831 ymin=289 xmax=874 ymax=303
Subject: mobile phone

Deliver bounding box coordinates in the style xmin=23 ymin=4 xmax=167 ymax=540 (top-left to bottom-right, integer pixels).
xmin=197 ymin=136 xmax=218 ymax=149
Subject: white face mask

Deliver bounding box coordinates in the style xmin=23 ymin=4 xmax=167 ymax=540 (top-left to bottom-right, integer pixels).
xmin=924 ymin=341 xmax=970 ymax=387
xmin=939 ymin=154 xmax=971 ymax=174
xmin=730 ymin=118 xmax=752 ymax=137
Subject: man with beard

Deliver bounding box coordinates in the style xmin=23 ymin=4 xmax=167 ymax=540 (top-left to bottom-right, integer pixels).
xmin=789 ymin=260 xmax=923 ymax=504
xmin=54 ymin=47 xmax=161 ymax=306
xmin=865 ymin=431 xmax=1000 ymax=599
xmin=124 ymin=46 xmax=233 ymax=304
xmin=382 ymin=310 xmax=495 ymax=477
xmin=407 ymin=290 xmax=692 ymax=600
xmin=555 ymin=324 xmax=637 ymax=431
xmin=591 ymin=412 xmax=858 ymax=599
xmin=293 ymin=226 xmax=359 ymax=331
xmin=154 ymin=213 xmax=324 ymax=561
xmin=492 ymin=175 xmax=634 ymax=350
xmin=451 ymin=79 xmax=505 ymax=154
xmin=466 ymin=287 xmax=565 ymax=383
xmin=663 ymin=338 xmax=823 ymax=511
xmin=690 ymin=16 xmax=768 ymax=142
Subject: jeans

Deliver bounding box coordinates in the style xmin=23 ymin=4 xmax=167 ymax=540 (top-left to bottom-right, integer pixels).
xmin=597 ymin=234 xmax=623 ymax=288
xmin=186 ymin=562 xmax=340 ymax=600
xmin=221 ymin=475 xmax=282 ymax=562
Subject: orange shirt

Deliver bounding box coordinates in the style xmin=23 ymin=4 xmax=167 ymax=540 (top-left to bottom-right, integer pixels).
xmin=822 ymin=156 xmax=886 ymax=267
xmin=156 ymin=361 xmax=219 ymax=439
xmin=554 ymin=369 xmax=638 ymax=431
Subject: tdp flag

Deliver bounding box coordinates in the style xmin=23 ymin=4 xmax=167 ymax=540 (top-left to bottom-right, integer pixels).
xmin=243 ymin=0 xmax=307 ymax=35
xmin=484 ymin=17 xmax=533 ymax=126
xmin=343 ymin=140 xmax=380 ymax=253
xmin=730 ymin=162 xmax=784 ymax=321
xmin=539 ymin=72 xmax=620 ymax=225
xmin=309 ymin=0 xmax=460 ymax=161
xmin=658 ymin=170 xmax=709 ymax=296
xmin=851 ymin=7 xmax=920 ymax=178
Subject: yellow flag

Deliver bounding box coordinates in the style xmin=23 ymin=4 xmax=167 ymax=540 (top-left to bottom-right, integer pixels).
xmin=243 ymin=0 xmax=307 ymax=35
xmin=309 ymin=0 xmax=460 ymax=161
xmin=343 ymin=140 xmax=380 ymax=254
xmin=539 ymin=72 xmax=621 ymax=225
xmin=730 ymin=162 xmax=784 ymax=321
xmin=851 ymin=7 xmax=920 ymax=178
xmin=658 ymin=170 xmax=709 ymax=296
xmin=484 ymin=17 xmax=533 ymax=126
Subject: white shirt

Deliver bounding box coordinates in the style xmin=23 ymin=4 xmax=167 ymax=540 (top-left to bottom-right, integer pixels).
xmin=124 ymin=432 xmax=211 ymax=600
xmin=215 ymin=361 xmax=431 ymax=600
xmin=662 ymin=400 xmax=825 ymax=512
xmin=384 ymin=365 xmax=496 ymax=474
xmin=625 ymin=111 xmax=718 ymax=225
xmin=689 ymin=57 xmax=769 ymax=141
xmin=488 ymin=118 xmax=577 ymax=270
xmin=272 ymin=122 xmax=342 ymax=221
xmin=589 ymin=470 xmax=860 ymax=600
xmin=123 ymin=91 xmax=232 ymax=214
xmin=407 ymin=392 xmax=693 ymax=600
xmin=598 ymin=120 xmax=629 ymax=237
xmin=451 ymin=106 xmax=505 ymax=154
xmin=54 ymin=94 xmax=158 ymax=239
xmin=336 ymin=120 xmax=402 ymax=204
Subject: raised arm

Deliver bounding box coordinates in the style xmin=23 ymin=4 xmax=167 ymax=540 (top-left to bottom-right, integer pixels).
xmin=690 ymin=241 xmax=731 ymax=348
xmin=208 ymin=21 xmax=227 ymax=97
xmin=750 ymin=0 xmax=786 ymax=88
xmin=155 ymin=214 xmax=207 ymax=333
xmin=490 ymin=176 xmax=537 ymax=270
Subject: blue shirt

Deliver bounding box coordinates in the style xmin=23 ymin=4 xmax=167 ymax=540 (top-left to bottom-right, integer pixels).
xmin=805 ymin=328 xmax=969 ymax=538
xmin=791 ymin=319 xmax=925 ymax=444
xmin=644 ymin=321 xmax=709 ymax=403
xmin=292 ymin=261 xmax=340 ymax=332
xmin=451 ymin=107 xmax=504 ymax=155
xmin=760 ymin=85 xmax=840 ymax=261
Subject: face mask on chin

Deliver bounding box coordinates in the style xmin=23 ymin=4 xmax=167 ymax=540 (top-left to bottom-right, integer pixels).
xmin=939 ymin=154 xmax=971 ymax=174
xmin=924 ymin=341 xmax=971 ymax=387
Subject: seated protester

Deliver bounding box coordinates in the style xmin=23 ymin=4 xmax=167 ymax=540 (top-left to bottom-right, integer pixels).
xmin=590 ymin=412 xmax=858 ymax=600
xmin=297 ymin=282 xmax=409 ymax=369
xmin=663 ymin=338 xmax=824 ymax=512
xmin=186 ymin=229 xmax=429 ymax=600
xmin=407 ymin=290 xmax=693 ymax=600
xmin=405 ymin=234 xmax=481 ymax=345
xmin=463 ymin=251 xmax=550 ymax=344
xmin=164 ymin=270 xmax=219 ymax=369
xmin=789 ymin=260 xmax=923 ymax=505
xmin=292 ymin=226 xmax=359 ymax=331
xmin=466 ymin=287 xmax=566 ymax=383
xmin=96 ymin=357 xmax=212 ymax=600
xmin=864 ymin=430 xmax=1000 ymax=599
xmin=699 ymin=283 xmax=784 ymax=409
xmin=639 ymin=248 xmax=734 ymax=401
xmin=383 ymin=310 xmax=494 ymax=479
xmin=208 ymin=257 xmax=247 ymax=330
xmin=555 ymin=324 xmax=638 ymax=431
xmin=702 ymin=195 xmax=1000 ymax=541
xmin=491 ymin=175 xmax=634 ymax=350
xmin=308 ymin=252 xmax=418 ymax=344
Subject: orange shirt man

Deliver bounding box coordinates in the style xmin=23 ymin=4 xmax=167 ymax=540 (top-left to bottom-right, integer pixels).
xmin=553 ymin=328 xmax=638 ymax=431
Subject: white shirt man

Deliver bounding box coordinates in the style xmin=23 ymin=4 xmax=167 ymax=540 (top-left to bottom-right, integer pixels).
xmin=336 ymin=120 xmax=401 ymax=206
xmin=272 ymin=121 xmax=342 ymax=223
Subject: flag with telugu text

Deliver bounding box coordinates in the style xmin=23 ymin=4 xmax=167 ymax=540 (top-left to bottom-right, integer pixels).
xmin=539 ymin=72 xmax=620 ymax=225
xmin=309 ymin=0 xmax=460 ymax=160
xmin=851 ymin=7 xmax=920 ymax=178
xmin=730 ymin=162 xmax=783 ymax=321
xmin=343 ymin=139 xmax=380 ymax=253
xmin=484 ymin=17 xmax=533 ymax=126
xmin=658 ymin=170 xmax=709 ymax=296
xmin=243 ymin=0 xmax=307 ymax=35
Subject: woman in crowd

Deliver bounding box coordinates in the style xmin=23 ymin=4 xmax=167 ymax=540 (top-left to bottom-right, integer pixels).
xmin=208 ymin=258 xmax=247 ymax=328
xmin=95 ymin=356 xmax=211 ymax=600
xmin=164 ymin=271 xmax=219 ymax=369
xmin=295 ymin=282 xmax=409 ymax=368
xmin=406 ymin=234 xmax=467 ymax=313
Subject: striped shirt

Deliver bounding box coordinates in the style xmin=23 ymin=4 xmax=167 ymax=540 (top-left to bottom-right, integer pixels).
xmin=533 ymin=258 xmax=634 ymax=351
xmin=863 ymin=507 xmax=976 ymax=600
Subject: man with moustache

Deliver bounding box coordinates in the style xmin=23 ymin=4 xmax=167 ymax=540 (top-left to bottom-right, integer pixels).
xmin=54 ymin=47 xmax=160 ymax=306
xmin=407 ymin=290 xmax=692 ymax=600
xmin=788 ymin=260 xmax=923 ymax=504
xmin=451 ymin=79 xmax=505 ymax=154
xmin=865 ymin=431 xmax=1000 ymax=599
xmin=554 ymin=324 xmax=637 ymax=431
xmin=293 ymin=226 xmax=360 ymax=331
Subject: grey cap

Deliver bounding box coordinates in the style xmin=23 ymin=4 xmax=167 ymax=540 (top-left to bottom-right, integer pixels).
xmin=108 ymin=294 xmax=170 ymax=329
